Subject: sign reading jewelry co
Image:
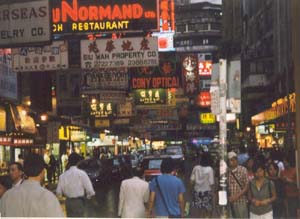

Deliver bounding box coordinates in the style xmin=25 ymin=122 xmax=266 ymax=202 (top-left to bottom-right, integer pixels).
xmin=81 ymin=37 xmax=159 ymax=69
xmin=12 ymin=41 xmax=68 ymax=72
xmin=0 ymin=0 xmax=51 ymax=48
xmin=52 ymin=0 xmax=159 ymax=34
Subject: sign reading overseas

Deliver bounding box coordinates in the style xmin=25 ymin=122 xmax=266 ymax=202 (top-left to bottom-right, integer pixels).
xmin=81 ymin=37 xmax=159 ymax=69
xmin=0 ymin=0 xmax=51 ymax=47
xmin=200 ymin=113 xmax=216 ymax=124
xmin=12 ymin=41 xmax=68 ymax=72
xmin=52 ymin=0 xmax=159 ymax=34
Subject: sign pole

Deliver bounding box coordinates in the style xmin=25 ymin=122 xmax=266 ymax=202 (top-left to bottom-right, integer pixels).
xmin=218 ymin=59 xmax=228 ymax=218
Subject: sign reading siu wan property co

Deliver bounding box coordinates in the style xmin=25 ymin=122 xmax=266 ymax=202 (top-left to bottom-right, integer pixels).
xmin=81 ymin=37 xmax=158 ymax=69
xmin=12 ymin=41 xmax=68 ymax=72
xmin=52 ymin=0 xmax=159 ymax=34
xmin=0 ymin=0 xmax=51 ymax=47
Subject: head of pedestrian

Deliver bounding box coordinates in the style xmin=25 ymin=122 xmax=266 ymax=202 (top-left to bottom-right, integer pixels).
xmin=282 ymin=154 xmax=295 ymax=169
xmin=68 ymin=153 xmax=83 ymax=167
xmin=8 ymin=162 xmax=24 ymax=185
xmin=253 ymin=162 xmax=265 ymax=179
xmin=0 ymin=175 xmax=12 ymax=198
xmin=228 ymin=151 xmax=238 ymax=169
xmin=160 ymin=158 xmax=176 ymax=175
xmin=133 ymin=166 xmax=144 ymax=178
xmin=199 ymin=152 xmax=212 ymax=167
xmin=267 ymin=161 xmax=279 ymax=178
xmin=23 ymin=153 xmax=47 ymax=184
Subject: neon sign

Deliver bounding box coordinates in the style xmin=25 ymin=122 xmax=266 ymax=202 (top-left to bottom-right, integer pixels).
xmin=52 ymin=0 xmax=159 ymax=34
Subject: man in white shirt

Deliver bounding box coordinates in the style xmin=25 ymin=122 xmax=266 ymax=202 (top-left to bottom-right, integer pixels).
xmin=8 ymin=162 xmax=24 ymax=187
xmin=0 ymin=153 xmax=64 ymax=217
xmin=118 ymin=167 xmax=149 ymax=218
xmin=56 ymin=152 xmax=96 ymax=217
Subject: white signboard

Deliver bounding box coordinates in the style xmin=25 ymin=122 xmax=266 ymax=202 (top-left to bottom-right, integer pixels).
xmin=0 ymin=49 xmax=18 ymax=100
xmin=81 ymin=37 xmax=159 ymax=69
xmin=0 ymin=0 xmax=51 ymax=47
xmin=12 ymin=41 xmax=68 ymax=72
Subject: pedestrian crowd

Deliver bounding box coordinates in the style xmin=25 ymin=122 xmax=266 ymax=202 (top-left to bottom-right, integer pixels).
xmin=0 ymin=146 xmax=299 ymax=218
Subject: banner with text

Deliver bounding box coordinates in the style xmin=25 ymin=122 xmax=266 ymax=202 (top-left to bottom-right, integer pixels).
xmin=181 ymin=54 xmax=198 ymax=96
xmin=52 ymin=0 xmax=159 ymax=34
xmin=12 ymin=41 xmax=68 ymax=72
xmin=81 ymin=37 xmax=159 ymax=69
xmin=130 ymin=52 xmax=181 ymax=89
xmin=0 ymin=0 xmax=51 ymax=47
xmin=82 ymin=68 xmax=128 ymax=91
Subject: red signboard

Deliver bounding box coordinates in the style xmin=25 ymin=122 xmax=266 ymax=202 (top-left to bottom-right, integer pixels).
xmin=52 ymin=0 xmax=159 ymax=34
xmin=199 ymin=61 xmax=212 ymax=76
xmin=196 ymin=92 xmax=211 ymax=107
xmin=159 ymin=0 xmax=175 ymax=32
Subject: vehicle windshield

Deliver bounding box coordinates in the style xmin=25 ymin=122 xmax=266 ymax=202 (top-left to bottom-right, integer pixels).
xmin=148 ymin=159 xmax=163 ymax=169
xmin=166 ymin=147 xmax=182 ymax=155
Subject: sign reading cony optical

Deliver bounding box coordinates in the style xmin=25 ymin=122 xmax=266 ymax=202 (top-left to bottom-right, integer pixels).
xmin=52 ymin=0 xmax=159 ymax=34
xmin=0 ymin=0 xmax=50 ymax=47
xmin=81 ymin=37 xmax=158 ymax=69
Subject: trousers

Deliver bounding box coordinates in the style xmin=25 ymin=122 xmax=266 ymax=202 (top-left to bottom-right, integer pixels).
xmin=65 ymin=197 xmax=85 ymax=217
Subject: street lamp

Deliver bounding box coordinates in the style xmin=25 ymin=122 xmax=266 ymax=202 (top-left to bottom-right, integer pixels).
xmin=40 ymin=114 xmax=48 ymax=122
xmin=246 ymin=126 xmax=251 ymax=132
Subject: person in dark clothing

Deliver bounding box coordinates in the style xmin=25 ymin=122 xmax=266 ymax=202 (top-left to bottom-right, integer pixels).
xmin=47 ymin=154 xmax=57 ymax=184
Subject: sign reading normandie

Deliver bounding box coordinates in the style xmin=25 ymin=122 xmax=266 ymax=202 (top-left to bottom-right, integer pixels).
xmin=0 ymin=0 xmax=51 ymax=47
xmin=52 ymin=0 xmax=159 ymax=34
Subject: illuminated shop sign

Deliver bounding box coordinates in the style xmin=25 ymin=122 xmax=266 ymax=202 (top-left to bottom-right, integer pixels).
xmin=52 ymin=0 xmax=159 ymax=34
xmin=159 ymin=0 xmax=175 ymax=32
xmin=198 ymin=61 xmax=212 ymax=76
xmin=130 ymin=52 xmax=180 ymax=89
xmin=134 ymin=89 xmax=167 ymax=105
xmin=58 ymin=126 xmax=86 ymax=141
xmin=200 ymin=113 xmax=216 ymax=124
xmin=182 ymin=54 xmax=198 ymax=96
xmin=85 ymin=91 xmax=127 ymax=104
xmin=0 ymin=136 xmax=11 ymax=145
xmin=196 ymin=92 xmax=211 ymax=107
xmin=81 ymin=37 xmax=158 ymax=69
xmin=90 ymin=102 xmax=114 ymax=118
xmin=12 ymin=138 xmax=34 ymax=146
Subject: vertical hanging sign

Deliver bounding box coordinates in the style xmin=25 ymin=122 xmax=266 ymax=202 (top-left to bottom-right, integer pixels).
xmin=181 ymin=54 xmax=198 ymax=96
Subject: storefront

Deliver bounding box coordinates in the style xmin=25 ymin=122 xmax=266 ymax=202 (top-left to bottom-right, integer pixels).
xmin=252 ymin=93 xmax=296 ymax=148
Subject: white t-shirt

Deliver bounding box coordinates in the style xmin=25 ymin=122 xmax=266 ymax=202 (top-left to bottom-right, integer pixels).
xmin=190 ymin=165 xmax=214 ymax=192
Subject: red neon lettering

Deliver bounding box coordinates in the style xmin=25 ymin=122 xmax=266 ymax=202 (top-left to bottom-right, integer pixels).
xmin=112 ymin=5 xmax=122 ymax=19
xmin=122 ymin=4 xmax=132 ymax=19
xmin=52 ymin=8 xmax=60 ymax=23
xmin=61 ymin=0 xmax=78 ymax=22
xmin=132 ymin=4 xmax=143 ymax=19
xmin=78 ymin=6 xmax=89 ymax=21
xmin=99 ymin=6 xmax=111 ymax=20
xmin=89 ymin=6 xmax=98 ymax=20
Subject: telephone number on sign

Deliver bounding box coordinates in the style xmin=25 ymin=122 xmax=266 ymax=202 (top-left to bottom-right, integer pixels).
xmin=127 ymin=59 xmax=158 ymax=67
xmin=93 ymin=60 xmax=125 ymax=68
xmin=92 ymin=59 xmax=158 ymax=68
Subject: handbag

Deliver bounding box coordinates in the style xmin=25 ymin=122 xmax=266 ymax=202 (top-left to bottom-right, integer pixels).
xmin=155 ymin=177 xmax=181 ymax=218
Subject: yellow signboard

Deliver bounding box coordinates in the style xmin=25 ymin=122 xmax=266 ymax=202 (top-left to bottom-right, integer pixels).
xmin=0 ymin=107 xmax=6 ymax=131
xmin=58 ymin=126 xmax=86 ymax=141
xmin=200 ymin=113 xmax=216 ymax=124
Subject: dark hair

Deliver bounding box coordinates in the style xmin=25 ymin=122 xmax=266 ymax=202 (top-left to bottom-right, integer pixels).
xmin=267 ymin=161 xmax=279 ymax=175
xmin=133 ymin=167 xmax=144 ymax=178
xmin=24 ymin=153 xmax=46 ymax=177
xmin=9 ymin=162 xmax=24 ymax=172
xmin=68 ymin=153 xmax=83 ymax=167
xmin=18 ymin=154 xmax=23 ymax=159
xmin=252 ymin=161 xmax=265 ymax=173
xmin=160 ymin=158 xmax=175 ymax=174
xmin=0 ymin=175 xmax=12 ymax=190
xmin=199 ymin=152 xmax=212 ymax=167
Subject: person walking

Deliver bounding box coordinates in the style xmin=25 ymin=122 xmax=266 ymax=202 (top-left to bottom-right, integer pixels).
xmin=190 ymin=152 xmax=214 ymax=218
xmin=56 ymin=152 xmax=96 ymax=217
xmin=147 ymin=158 xmax=185 ymax=218
xmin=0 ymin=153 xmax=64 ymax=217
xmin=118 ymin=167 xmax=149 ymax=218
xmin=227 ymin=151 xmax=249 ymax=218
xmin=248 ymin=162 xmax=276 ymax=219
xmin=8 ymin=162 xmax=24 ymax=187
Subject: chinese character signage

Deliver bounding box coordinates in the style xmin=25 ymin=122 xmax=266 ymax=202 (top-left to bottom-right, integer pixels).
xmin=90 ymin=101 xmax=114 ymax=118
xmin=199 ymin=61 xmax=212 ymax=76
xmin=200 ymin=113 xmax=216 ymax=124
xmin=85 ymin=91 xmax=127 ymax=103
xmin=196 ymin=92 xmax=211 ymax=107
xmin=52 ymin=0 xmax=159 ymax=34
xmin=0 ymin=49 xmax=18 ymax=100
xmin=0 ymin=0 xmax=51 ymax=48
xmin=81 ymin=37 xmax=159 ymax=69
xmin=82 ymin=68 xmax=128 ymax=91
xmin=12 ymin=41 xmax=68 ymax=72
xmin=182 ymin=54 xmax=198 ymax=96
xmin=130 ymin=52 xmax=180 ymax=89
xmin=159 ymin=0 xmax=175 ymax=32
xmin=134 ymin=89 xmax=167 ymax=105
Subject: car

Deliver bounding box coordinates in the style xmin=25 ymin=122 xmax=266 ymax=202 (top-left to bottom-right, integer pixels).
xmin=77 ymin=158 xmax=106 ymax=185
xmin=141 ymin=155 xmax=172 ymax=181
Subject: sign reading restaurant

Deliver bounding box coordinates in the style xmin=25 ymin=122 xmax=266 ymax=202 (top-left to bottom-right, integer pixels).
xmin=81 ymin=37 xmax=159 ymax=69
xmin=0 ymin=0 xmax=51 ymax=47
xmin=52 ymin=0 xmax=159 ymax=34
